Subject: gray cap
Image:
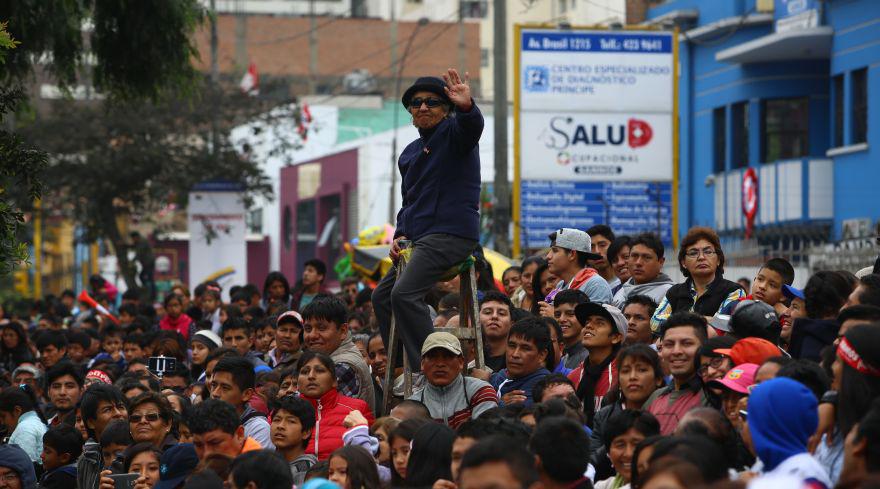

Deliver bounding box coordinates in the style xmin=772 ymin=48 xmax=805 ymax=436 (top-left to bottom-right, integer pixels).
xmin=549 ymin=228 xmax=602 ymax=259
xmin=574 ymin=302 xmax=628 ymax=337
xmin=12 ymin=365 xmax=41 ymax=379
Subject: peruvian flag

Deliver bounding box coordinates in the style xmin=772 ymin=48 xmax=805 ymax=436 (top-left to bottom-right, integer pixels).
xmin=240 ymin=62 xmax=259 ymax=96
xmin=297 ymin=102 xmax=312 ymax=140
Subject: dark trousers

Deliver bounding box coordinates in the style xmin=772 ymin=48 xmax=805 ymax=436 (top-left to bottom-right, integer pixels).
xmin=372 ymin=233 xmax=476 ymax=367
xmin=139 ymin=265 xmax=156 ymax=302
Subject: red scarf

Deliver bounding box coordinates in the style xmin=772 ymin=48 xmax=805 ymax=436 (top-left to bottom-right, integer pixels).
xmin=160 ymin=313 xmax=193 ymax=340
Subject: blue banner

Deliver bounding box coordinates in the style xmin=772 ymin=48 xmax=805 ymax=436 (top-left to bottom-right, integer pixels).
xmin=520 ymin=180 xmax=672 ymax=249
xmin=521 ymin=31 xmax=672 ymax=54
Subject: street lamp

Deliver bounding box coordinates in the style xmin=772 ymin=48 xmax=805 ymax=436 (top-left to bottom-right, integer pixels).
xmin=388 ymin=17 xmax=430 ymax=223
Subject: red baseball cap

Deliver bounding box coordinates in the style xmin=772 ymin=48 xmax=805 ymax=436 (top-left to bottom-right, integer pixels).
xmin=708 ymin=363 xmax=759 ymax=394
xmin=714 ymin=337 xmax=781 ymax=365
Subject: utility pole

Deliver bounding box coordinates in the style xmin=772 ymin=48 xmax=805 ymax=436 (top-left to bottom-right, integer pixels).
xmin=388 ymin=1 xmax=398 ymax=224
xmin=457 ymin=1 xmax=466 ymax=74
xmin=210 ymin=0 xmax=220 ymax=161
xmin=492 ymin=0 xmax=511 ymax=256
xmin=309 ymin=0 xmax=318 ymax=93
xmin=388 ymin=17 xmax=429 ymax=224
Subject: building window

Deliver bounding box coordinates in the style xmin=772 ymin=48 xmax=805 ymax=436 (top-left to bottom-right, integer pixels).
xmin=246 ymin=208 xmax=263 ymax=235
xmin=713 ymin=107 xmax=726 ymax=173
xmin=852 ymin=68 xmax=867 ymax=144
xmin=762 ymin=97 xmax=809 ymax=163
xmin=296 ymin=199 xmax=317 ymax=241
xmin=833 ymin=74 xmax=844 ymax=148
xmin=480 ymin=48 xmax=490 ymax=68
xmin=462 ymin=0 xmax=488 ymax=18
xmin=731 ymin=101 xmax=749 ymax=169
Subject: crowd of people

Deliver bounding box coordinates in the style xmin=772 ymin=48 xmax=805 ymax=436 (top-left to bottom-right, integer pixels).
xmin=0 ymin=223 xmax=879 ymax=489
xmin=3 ymin=69 xmax=880 ymax=489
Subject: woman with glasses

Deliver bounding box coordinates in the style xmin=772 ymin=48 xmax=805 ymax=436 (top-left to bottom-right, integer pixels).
xmin=127 ymin=392 xmax=176 ymax=452
xmin=650 ymin=227 xmax=745 ymax=330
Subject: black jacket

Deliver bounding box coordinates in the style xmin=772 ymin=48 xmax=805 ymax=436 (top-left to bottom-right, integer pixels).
xmin=665 ymin=275 xmax=743 ymax=317
xmin=395 ymin=103 xmax=484 ymax=242
xmin=788 ymin=317 xmax=838 ymax=362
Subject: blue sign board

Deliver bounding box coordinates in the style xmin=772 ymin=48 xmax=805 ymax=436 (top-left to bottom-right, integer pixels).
xmin=519 ymin=180 xmax=672 ymax=250
xmin=521 ymin=32 xmax=673 ymax=54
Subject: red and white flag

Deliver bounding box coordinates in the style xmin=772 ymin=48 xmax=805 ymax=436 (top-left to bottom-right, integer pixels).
xmin=239 ymin=62 xmax=259 ymax=96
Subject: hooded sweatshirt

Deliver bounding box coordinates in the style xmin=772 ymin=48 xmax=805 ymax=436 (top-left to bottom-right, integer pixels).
xmin=0 ymin=444 xmax=37 ymax=489
xmin=611 ymin=273 xmax=674 ymax=309
xmin=747 ymin=377 xmax=830 ymax=487
xmin=491 ymin=367 xmax=551 ymax=407
xmin=549 ymin=268 xmax=613 ymax=305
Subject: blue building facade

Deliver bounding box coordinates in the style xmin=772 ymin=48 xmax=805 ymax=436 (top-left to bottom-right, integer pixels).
xmin=647 ymin=0 xmax=879 ymax=256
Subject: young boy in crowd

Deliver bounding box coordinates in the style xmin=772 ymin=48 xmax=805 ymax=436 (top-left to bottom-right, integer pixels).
xmin=270 ymin=394 xmax=318 ymax=485
xmin=201 ymin=286 xmax=223 ymax=334
xmin=122 ymin=333 xmax=149 ymax=362
xmin=210 ymin=356 xmax=274 ymax=449
xmin=750 ymin=257 xmax=795 ymax=310
xmin=39 ymin=424 xmax=83 ymax=488
xmin=552 ymin=289 xmax=589 ymax=369
xmin=118 ymin=303 xmax=138 ymax=329
xmin=222 ymin=317 xmax=268 ymax=367
xmin=302 ymin=296 xmax=375 ymax=409
xmin=253 ymin=319 xmax=276 ymax=356
xmin=66 ymin=331 xmax=91 ymax=366
xmin=568 ymin=302 xmax=626 ymax=418
xmin=36 ymin=331 xmax=68 ymax=370
xmin=92 ymin=325 xmax=125 ymax=370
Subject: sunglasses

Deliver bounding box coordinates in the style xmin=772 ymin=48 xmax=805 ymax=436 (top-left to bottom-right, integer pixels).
xmin=409 ymin=97 xmax=446 ymax=108
xmin=129 ymin=413 xmax=161 ymax=423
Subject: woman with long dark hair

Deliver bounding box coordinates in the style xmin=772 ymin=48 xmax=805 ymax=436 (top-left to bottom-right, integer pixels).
xmin=262 ymin=271 xmax=292 ymax=311
xmin=815 ymin=324 xmax=880 ymax=484
xmin=296 ymin=351 xmax=374 ymax=460
xmin=592 ymin=345 xmax=665 ymax=448
xmin=530 ymin=263 xmax=558 ymax=316
xmin=388 ymin=418 xmax=429 ymax=487
xmin=405 ymin=423 xmax=456 ymax=488
xmin=512 ymin=256 xmax=545 ymax=312
xmin=327 ymin=445 xmax=381 ymax=489
xmin=0 ymin=384 xmax=48 ymax=462
xmin=0 ymin=321 xmax=34 ymax=373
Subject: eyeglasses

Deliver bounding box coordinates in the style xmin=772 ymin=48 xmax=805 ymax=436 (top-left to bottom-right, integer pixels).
xmin=685 ymin=248 xmax=717 ymax=259
xmin=129 ymin=413 xmax=161 ymax=423
xmin=409 ymin=97 xmax=445 ymax=108
xmin=738 ymin=410 xmax=748 ymax=422
xmin=0 ymin=473 xmax=20 ymax=483
xmin=698 ymin=356 xmax=728 ymax=375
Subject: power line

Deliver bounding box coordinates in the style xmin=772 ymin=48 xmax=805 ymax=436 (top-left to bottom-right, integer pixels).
xmin=248 ymin=6 xmax=357 ymax=46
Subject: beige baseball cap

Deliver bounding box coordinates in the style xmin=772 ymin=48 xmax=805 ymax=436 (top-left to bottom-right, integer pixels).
xmin=421 ymin=331 xmax=463 ymax=356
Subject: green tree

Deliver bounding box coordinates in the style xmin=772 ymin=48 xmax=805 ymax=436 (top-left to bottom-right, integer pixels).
xmin=0 ymin=24 xmax=48 ymax=276
xmin=2 ymin=2 xmax=279 ymax=292
xmin=19 ymin=86 xmax=275 ymax=291
xmin=1 ymin=0 xmax=205 ymax=101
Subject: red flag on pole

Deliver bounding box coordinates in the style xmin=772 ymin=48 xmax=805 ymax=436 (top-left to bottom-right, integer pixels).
xmin=239 ymin=62 xmax=259 ymax=96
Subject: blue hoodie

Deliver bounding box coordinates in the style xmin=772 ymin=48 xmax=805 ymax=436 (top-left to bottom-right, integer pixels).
xmin=0 ymin=444 xmax=37 ymax=489
xmin=491 ymin=368 xmax=551 ymax=407
xmin=748 ymin=377 xmax=818 ymax=472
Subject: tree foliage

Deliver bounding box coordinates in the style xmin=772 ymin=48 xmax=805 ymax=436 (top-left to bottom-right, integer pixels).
xmin=0 ymin=0 xmax=205 ymax=101
xmin=0 ymin=23 xmax=48 ymax=276
xmin=18 ymin=84 xmax=275 ymax=288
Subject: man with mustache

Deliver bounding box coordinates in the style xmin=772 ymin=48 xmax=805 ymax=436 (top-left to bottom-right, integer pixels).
xmin=45 ymin=362 xmax=84 ymax=427
xmin=411 ymin=332 xmax=497 ymax=428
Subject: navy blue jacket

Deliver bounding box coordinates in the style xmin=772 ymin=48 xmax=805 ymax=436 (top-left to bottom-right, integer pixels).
xmin=395 ymin=102 xmax=483 ymax=242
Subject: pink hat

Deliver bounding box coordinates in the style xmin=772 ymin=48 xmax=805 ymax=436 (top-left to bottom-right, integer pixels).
xmin=708 ymin=363 xmax=759 ymax=394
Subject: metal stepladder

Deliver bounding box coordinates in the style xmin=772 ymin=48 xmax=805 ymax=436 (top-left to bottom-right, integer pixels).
xmin=381 ymin=244 xmax=486 ymax=415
